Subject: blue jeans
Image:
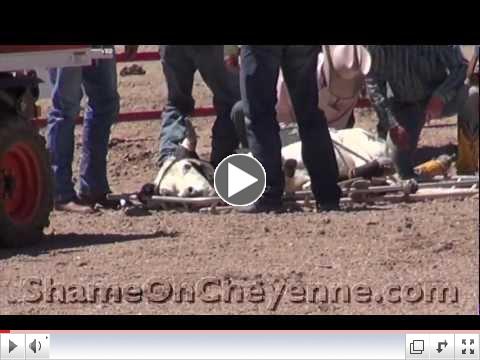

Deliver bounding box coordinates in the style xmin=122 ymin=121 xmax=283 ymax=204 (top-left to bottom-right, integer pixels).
xmin=158 ymin=46 xmax=240 ymax=167
xmin=240 ymin=45 xmax=342 ymax=204
xmin=46 ymin=58 xmax=119 ymax=203
xmin=388 ymin=84 xmax=478 ymax=178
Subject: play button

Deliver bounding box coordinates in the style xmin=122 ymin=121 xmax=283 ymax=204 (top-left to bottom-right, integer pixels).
xmin=9 ymin=340 xmax=17 ymax=353
xmin=1 ymin=334 xmax=25 ymax=359
xmin=227 ymin=163 xmax=259 ymax=197
xmin=214 ymin=154 xmax=266 ymax=207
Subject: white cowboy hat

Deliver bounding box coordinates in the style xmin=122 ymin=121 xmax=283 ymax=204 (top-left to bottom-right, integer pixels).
xmin=323 ymin=45 xmax=372 ymax=99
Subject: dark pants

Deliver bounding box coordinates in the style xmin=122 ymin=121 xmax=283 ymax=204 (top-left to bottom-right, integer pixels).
xmin=159 ymin=46 xmax=241 ymax=167
xmin=240 ymin=46 xmax=341 ymax=204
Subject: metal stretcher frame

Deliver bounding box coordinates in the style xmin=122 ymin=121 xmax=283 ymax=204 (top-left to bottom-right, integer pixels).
xmin=108 ymin=176 xmax=479 ymax=213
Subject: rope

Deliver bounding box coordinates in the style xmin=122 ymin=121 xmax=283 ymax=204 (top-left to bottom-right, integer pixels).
xmin=331 ymin=138 xmax=370 ymax=163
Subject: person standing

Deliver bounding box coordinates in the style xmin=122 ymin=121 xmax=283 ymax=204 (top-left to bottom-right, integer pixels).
xmin=158 ymin=45 xmax=240 ymax=168
xmin=47 ymin=45 xmax=138 ymax=213
xmin=227 ymin=45 xmax=342 ymax=213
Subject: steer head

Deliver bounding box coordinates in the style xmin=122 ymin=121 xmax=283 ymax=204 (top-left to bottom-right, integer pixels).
xmin=154 ymin=157 xmax=215 ymax=197
xmin=152 ymin=119 xmax=216 ymax=198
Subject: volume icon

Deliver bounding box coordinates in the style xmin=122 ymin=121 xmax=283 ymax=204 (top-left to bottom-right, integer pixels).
xmin=29 ymin=339 xmax=42 ymax=354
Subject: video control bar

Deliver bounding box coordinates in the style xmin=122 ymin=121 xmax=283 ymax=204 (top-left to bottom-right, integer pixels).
xmin=0 ymin=332 xmax=478 ymax=360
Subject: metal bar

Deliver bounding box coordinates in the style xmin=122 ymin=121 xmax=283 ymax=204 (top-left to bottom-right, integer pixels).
xmin=116 ymin=51 xmax=161 ymax=62
xmin=147 ymin=195 xmax=221 ymax=206
xmin=109 ymin=193 xmax=222 ymax=208
xmin=417 ymin=179 xmax=479 ymax=189
xmin=32 ymin=100 xmax=376 ymax=128
xmin=288 ymin=179 xmax=479 ymax=200
xmin=34 ymin=107 xmax=218 ymax=128
xmin=373 ymin=188 xmax=479 ymax=203
xmin=200 ymin=188 xmax=479 ymax=213
xmin=433 ymin=175 xmax=479 ymax=181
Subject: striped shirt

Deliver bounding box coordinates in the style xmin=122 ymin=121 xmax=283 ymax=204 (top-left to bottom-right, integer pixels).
xmin=366 ymin=45 xmax=467 ymax=128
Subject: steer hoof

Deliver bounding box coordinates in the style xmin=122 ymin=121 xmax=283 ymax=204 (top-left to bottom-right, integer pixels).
xmin=138 ymin=183 xmax=156 ymax=203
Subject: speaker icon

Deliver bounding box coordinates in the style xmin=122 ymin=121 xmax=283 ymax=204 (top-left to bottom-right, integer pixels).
xmin=29 ymin=339 xmax=42 ymax=354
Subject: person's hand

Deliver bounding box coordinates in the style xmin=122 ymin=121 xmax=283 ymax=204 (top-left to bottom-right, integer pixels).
xmin=425 ymin=96 xmax=445 ymax=123
xmin=224 ymin=54 xmax=240 ymax=72
xmin=124 ymin=45 xmax=139 ymax=61
xmin=389 ymin=125 xmax=410 ymax=150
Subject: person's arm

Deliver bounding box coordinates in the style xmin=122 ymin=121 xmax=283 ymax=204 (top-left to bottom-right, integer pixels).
xmin=366 ymin=68 xmax=409 ymax=149
xmin=432 ymin=45 xmax=468 ymax=104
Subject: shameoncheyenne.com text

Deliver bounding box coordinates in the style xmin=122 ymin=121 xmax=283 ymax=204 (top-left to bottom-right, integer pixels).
xmin=4 ymin=277 xmax=459 ymax=311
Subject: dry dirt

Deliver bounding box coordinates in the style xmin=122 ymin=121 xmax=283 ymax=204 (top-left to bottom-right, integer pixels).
xmin=0 ymin=46 xmax=478 ymax=315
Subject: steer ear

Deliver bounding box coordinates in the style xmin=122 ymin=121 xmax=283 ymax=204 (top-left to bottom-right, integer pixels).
xmin=197 ymin=161 xmax=215 ymax=184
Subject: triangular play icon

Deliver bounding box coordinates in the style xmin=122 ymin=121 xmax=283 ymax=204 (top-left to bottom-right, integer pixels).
xmin=9 ymin=340 xmax=18 ymax=353
xmin=228 ymin=163 xmax=258 ymax=198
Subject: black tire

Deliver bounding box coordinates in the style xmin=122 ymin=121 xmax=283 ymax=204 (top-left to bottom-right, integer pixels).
xmin=0 ymin=110 xmax=54 ymax=248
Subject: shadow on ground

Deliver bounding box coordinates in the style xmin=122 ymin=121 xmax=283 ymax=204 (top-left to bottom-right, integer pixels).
xmin=0 ymin=230 xmax=179 ymax=260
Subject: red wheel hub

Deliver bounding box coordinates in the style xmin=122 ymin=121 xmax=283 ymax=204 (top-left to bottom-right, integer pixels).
xmin=0 ymin=142 xmax=43 ymax=224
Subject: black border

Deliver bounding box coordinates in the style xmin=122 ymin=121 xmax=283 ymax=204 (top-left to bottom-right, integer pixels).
xmin=1 ymin=10 xmax=478 ymax=331
xmin=0 ymin=8 xmax=478 ymax=44
xmin=1 ymin=316 xmax=478 ymax=330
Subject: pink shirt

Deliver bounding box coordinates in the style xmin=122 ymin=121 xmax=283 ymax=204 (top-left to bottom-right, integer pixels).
xmin=276 ymin=53 xmax=359 ymax=130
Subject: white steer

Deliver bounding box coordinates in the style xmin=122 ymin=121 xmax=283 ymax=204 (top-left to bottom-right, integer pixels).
xmin=282 ymin=128 xmax=390 ymax=192
xmin=151 ymin=125 xmax=390 ymax=198
xmin=153 ymin=157 xmax=216 ymax=197
xmin=153 ymin=120 xmax=216 ymax=197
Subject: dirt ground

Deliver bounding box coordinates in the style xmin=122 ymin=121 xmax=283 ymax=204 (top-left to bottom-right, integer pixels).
xmin=0 ymin=46 xmax=478 ymax=315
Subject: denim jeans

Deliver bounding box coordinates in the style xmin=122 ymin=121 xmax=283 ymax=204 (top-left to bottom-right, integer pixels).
xmin=240 ymin=45 xmax=342 ymax=204
xmin=158 ymin=45 xmax=240 ymax=167
xmin=387 ymin=84 xmax=478 ymax=178
xmin=46 ymin=58 xmax=119 ymax=203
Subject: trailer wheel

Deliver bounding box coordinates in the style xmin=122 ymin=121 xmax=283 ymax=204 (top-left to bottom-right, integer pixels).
xmin=0 ymin=112 xmax=53 ymax=248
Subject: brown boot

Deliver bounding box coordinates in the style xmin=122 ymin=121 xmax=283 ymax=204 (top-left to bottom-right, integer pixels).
xmin=55 ymin=198 xmax=97 ymax=214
